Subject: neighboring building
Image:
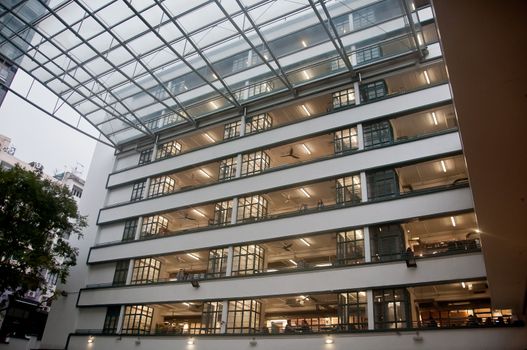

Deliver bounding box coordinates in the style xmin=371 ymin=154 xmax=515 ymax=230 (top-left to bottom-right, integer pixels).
xmin=0 ymin=0 xmax=524 ymax=349
xmin=54 ymin=170 xmax=85 ymax=203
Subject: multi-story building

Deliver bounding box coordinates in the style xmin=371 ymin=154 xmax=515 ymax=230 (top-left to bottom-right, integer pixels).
xmin=0 ymin=0 xmax=524 ymax=349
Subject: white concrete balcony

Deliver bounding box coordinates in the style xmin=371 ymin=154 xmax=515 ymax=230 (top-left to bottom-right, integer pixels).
xmin=106 ymin=84 xmax=452 ymax=188
xmin=78 ymin=252 xmax=485 ymax=306
xmin=99 ymin=131 xmax=461 ymax=224
xmin=66 ymin=327 xmax=527 ymax=350
xmin=89 ymin=187 xmax=473 ymax=264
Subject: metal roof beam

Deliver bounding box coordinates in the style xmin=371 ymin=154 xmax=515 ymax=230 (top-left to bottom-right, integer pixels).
xmin=399 ymin=0 xmax=424 ymax=60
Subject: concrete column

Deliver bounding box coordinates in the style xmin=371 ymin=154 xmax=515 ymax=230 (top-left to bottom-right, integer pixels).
xmin=357 ymin=123 xmax=364 ymax=150
xmin=367 ymin=290 xmax=375 ymax=330
xmin=116 ymin=305 xmax=125 ymax=333
xmin=235 ymin=154 xmax=242 ymax=178
xmin=230 ymin=198 xmax=239 ymax=225
xmin=125 ymin=260 xmax=134 ymax=285
xmin=353 ymin=81 xmax=361 ymax=105
xmin=225 ymin=246 xmax=234 ymax=277
xmin=143 ymin=177 xmax=152 ymax=198
xmin=363 ymin=226 xmax=371 ymax=263
xmin=220 ymin=300 xmax=229 ymax=333
xmin=134 ymin=216 xmax=144 ymax=240
xmin=240 ymin=110 xmax=246 ymax=137
xmin=360 ymin=171 xmax=368 ymax=203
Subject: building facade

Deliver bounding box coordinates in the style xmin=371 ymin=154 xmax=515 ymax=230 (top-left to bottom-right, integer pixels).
xmin=0 ymin=0 xmax=521 ymax=349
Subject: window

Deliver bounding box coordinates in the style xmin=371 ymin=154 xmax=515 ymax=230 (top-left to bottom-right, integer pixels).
xmin=156 ymin=140 xmax=182 ymax=160
xmin=353 ymin=6 xmax=375 ymax=30
xmin=360 ymin=80 xmax=387 ymax=102
xmin=373 ymin=288 xmax=409 ymax=329
xmin=71 ymin=185 xmax=83 ymax=198
xmin=370 ymin=224 xmax=405 ymax=262
xmin=224 ymin=120 xmax=241 ymax=140
xmin=248 ymin=81 xmax=272 ymax=98
xmin=201 ymin=302 xmax=223 ymax=334
xmin=338 ymin=291 xmax=368 ymax=330
xmin=131 ymin=258 xmax=161 ymax=284
xmin=332 ymin=88 xmax=355 ymax=109
xmin=367 ymin=169 xmax=398 ymax=200
xmin=226 ymin=299 xmax=261 ymax=334
xmin=336 ymin=175 xmax=362 ymax=204
xmin=241 ymin=150 xmax=270 ymax=177
xmin=363 ymin=120 xmax=393 ymax=148
xmin=130 ymin=180 xmax=146 ymax=202
xmin=103 ymin=306 xmax=121 ymax=334
xmin=122 ymin=305 xmax=154 ymax=335
xmin=157 ymin=113 xmax=183 ymax=129
xmin=231 ymin=244 xmax=265 ymax=276
xmin=138 ymin=148 xmax=153 ymax=165
xmin=113 ymin=260 xmax=129 ymax=286
xmin=140 ymin=215 xmax=169 ymax=238
xmin=122 ymin=219 xmax=138 ymax=241
xmin=213 ymin=200 xmax=232 ymax=226
xmin=331 ymin=57 xmax=346 ymax=72
xmin=245 ymin=113 xmax=272 ymax=135
xmin=336 ymin=230 xmax=365 ymax=265
xmin=356 ymin=45 xmax=382 ymax=65
xmin=333 ymin=15 xmax=350 ymax=35
xmin=334 ymin=127 xmax=359 ymax=154
xmin=148 ymin=175 xmax=176 ymax=197
xmin=232 ymin=55 xmax=248 ymax=72
xmin=207 ymin=248 xmax=229 ymax=278
xmin=218 ymin=157 xmax=237 ymax=181
xmin=237 ymin=195 xmax=268 ymax=223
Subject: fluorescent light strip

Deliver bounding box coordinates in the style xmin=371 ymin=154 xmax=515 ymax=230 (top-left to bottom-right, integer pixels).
xmin=432 ymin=112 xmax=438 ymax=125
xmin=424 ymin=70 xmax=431 ymax=85
xmin=187 ymin=253 xmax=200 ymax=261
xmin=461 ymin=282 xmax=466 ymax=288
xmin=199 ymin=169 xmax=211 ymax=178
xmin=301 ymin=104 xmax=311 ymax=116
xmin=204 ymin=133 xmax=215 ymax=143
xmin=299 ymin=187 xmax=311 ymax=198
xmin=193 ymin=209 xmax=206 ymax=217
xmin=315 ymin=263 xmax=332 ymax=267
xmin=301 ymin=143 xmax=311 ymax=155
xmin=183 ymin=302 xmax=191 ymax=306
xmin=303 ymin=70 xmax=310 ymax=80
xmin=266 ymin=269 xmax=278 ymax=272
xmin=300 ymin=238 xmax=311 ymax=247
xmin=301 ymin=40 xmax=307 ymax=47
xmin=289 ymin=259 xmax=298 ymax=266
xmin=450 ymin=216 xmax=456 ymax=227
xmin=441 ymin=160 xmax=447 ymax=173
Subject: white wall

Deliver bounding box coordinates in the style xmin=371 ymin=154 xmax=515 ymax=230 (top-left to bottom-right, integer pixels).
xmin=105 ymin=185 xmax=133 ymax=207
xmin=95 ymin=222 xmax=125 ymax=245
xmin=86 ymin=263 xmax=116 ymax=287
xmin=66 ymin=327 xmax=527 ymax=350
xmin=78 ymin=253 xmax=485 ymax=306
xmin=90 ymin=187 xmax=473 ymax=263
xmin=114 ymin=152 xmax=139 ymax=172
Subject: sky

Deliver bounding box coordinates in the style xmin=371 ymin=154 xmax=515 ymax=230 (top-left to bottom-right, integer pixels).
xmin=0 ymin=70 xmax=103 ymax=179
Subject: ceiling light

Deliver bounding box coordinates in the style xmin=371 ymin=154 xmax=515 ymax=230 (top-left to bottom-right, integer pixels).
xmin=87 ymin=336 xmax=94 ymax=344
xmin=289 ymin=259 xmax=298 ymax=266
xmin=204 ymin=133 xmax=215 ymax=143
xmin=315 ymin=263 xmax=332 ymax=267
xmin=299 ymin=187 xmax=311 ymax=198
xmin=410 ymin=237 xmax=420 ymax=241
xmin=183 ymin=302 xmax=191 ymax=306
xmin=461 ymin=281 xmax=466 ymax=288
xmin=475 ymin=229 xmax=481 ymax=233
xmin=266 ymin=269 xmax=278 ymax=272
xmin=417 ymin=33 xmax=423 ymax=46
xmin=411 ymin=2 xmax=416 ymax=11
xmin=432 ymin=112 xmax=438 ymax=125
xmin=301 ymin=40 xmax=307 ymax=47
xmin=325 ymin=337 xmax=334 ymax=344
xmin=300 ymin=238 xmax=311 ymax=247
xmin=424 ymin=70 xmax=431 ymax=85
xmin=187 ymin=253 xmax=200 ymax=260
xmin=212 ymin=73 xmax=218 ymax=79
xmin=359 ymin=291 xmax=366 ymax=296
xmin=301 ymin=143 xmax=311 ymax=154
xmin=199 ymin=169 xmax=211 ymax=178
xmin=440 ymin=160 xmax=447 ymax=173
xmin=187 ymin=338 xmax=195 ymax=345
xmin=450 ymin=216 xmax=457 ymax=227
xmin=301 ymin=104 xmax=311 ymax=116
xmin=263 ymin=54 xmax=268 ymax=60
xmin=193 ymin=209 xmax=206 ymax=218
xmin=303 ymin=70 xmax=310 ymax=80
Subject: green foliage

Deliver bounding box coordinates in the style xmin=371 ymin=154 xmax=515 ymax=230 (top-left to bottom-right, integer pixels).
xmin=0 ymin=165 xmax=87 ymax=296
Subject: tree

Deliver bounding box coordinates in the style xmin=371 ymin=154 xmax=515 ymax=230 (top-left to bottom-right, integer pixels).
xmin=0 ymin=165 xmax=87 ymax=297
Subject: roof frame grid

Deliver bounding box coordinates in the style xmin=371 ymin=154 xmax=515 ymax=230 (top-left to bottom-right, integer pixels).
xmin=308 ymin=0 xmax=354 ymax=75
xmin=399 ymin=0 xmax=424 ymax=60
xmin=213 ymin=0 xmax=293 ymax=93
xmin=63 ymin=0 xmax=195 ymax=127
xmin=0 ymin=4 xmax=152 ymax=141
xmin=129 ymin=0 xmax=241 ymax=109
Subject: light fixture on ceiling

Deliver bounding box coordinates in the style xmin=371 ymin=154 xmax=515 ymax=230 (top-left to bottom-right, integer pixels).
xmin=461 ymin=281 xmax=466 ymax=288
xmin=183 ymin=302 xmax=191 ymax=307
xmin=324 ymin=336 xmax=334 ymax=344
xmin=289 ymin=259 xmax=298 ymax=266
xmin=187 ymin=337 xmax=195 ymax=345
xmin=411 ymin=2 xmax=416 ymax=11
xmin=432 ymin=112 xmax=438 ymax=125
xmin=301 ymin=104 xmax=311 ymax=116
xmin=204 ymin=133 xmax=215 ymax=143
xmin=315 ymin=263 xmax=332 ymax=267
xmin=193 ymin=209 xmax=206 ymax=218
xmin=450 ymin=216 xmax=457 ymax=227
xmin=199 ymin=169 xmax=212 ymax=178
xmin=440 ymin=160 xmax=447 ymax=173
xmin=417 ymin=33 xmax=423 ymax=46
xmin=299 ymin=187 xmax=311 ymax=198
xmin=300 ymin=238 xmax=311 ymax=247
xmin=303 ymin=70 xmax=310 ymax=80
xmin=301 ymin=143 xmax=312 ymax=154
xmin=266 ymin=268 xmax=278 ymax=272
xmin=301 ymin=40 xmax=307 ymax=47
xmin=209 ymin=101 xmax=218 ymax=109
xmin=212 ymin=73 xmax=218 ymax=79
xmin=187 ymin=253 xmax=200 ymax=261
xmin=424 ymin=70 xmax=431 ymax=85
xmin=87 ymin=335 xmax=94 ymax=344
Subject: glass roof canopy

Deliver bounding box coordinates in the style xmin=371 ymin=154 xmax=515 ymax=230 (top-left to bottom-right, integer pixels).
xmin=0 ymin=0 xmax=423 ymax=147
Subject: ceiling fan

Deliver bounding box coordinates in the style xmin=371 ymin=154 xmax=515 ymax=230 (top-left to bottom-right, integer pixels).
xmin=280 ymin=147 xmax=300 ymax=159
